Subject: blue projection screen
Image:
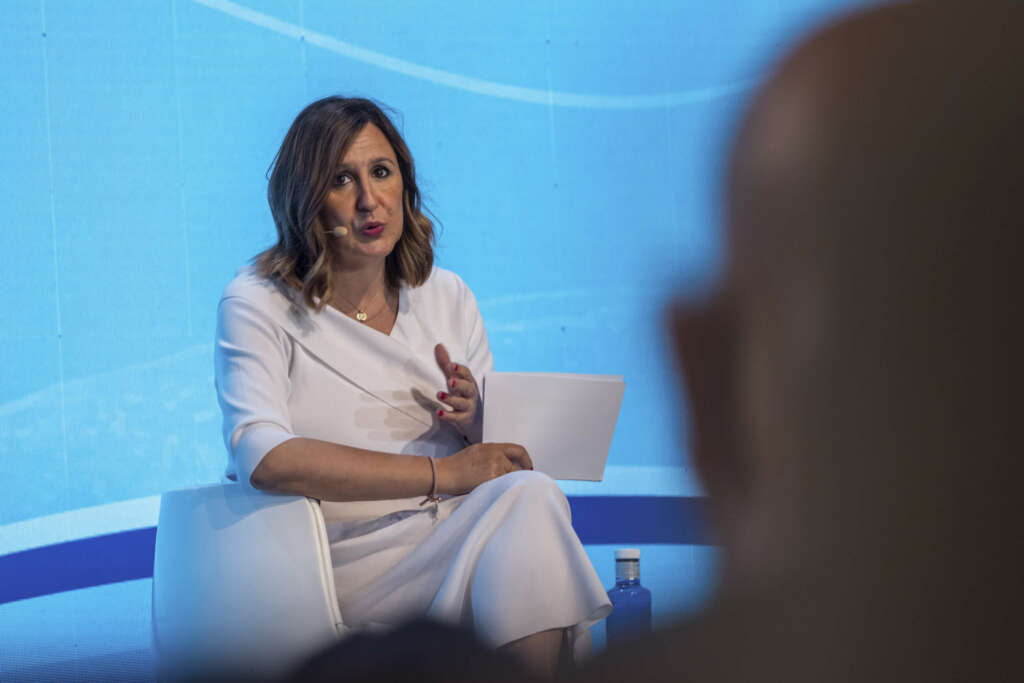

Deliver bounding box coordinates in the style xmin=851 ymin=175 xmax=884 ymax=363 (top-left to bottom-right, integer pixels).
xmin=1 ymin=0 xmax=868 ymax=678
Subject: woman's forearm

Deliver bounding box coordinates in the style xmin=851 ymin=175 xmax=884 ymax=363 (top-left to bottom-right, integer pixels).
xmin=249 ymin=437 xmax=435 ymax=502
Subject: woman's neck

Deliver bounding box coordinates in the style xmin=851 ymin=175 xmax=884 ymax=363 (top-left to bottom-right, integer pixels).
xmin=331 ymin=259 xmax=390 ymax=307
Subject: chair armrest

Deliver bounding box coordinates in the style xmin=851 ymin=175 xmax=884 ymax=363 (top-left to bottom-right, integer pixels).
xmin=152 ymin=483 xmax=342 ymax=679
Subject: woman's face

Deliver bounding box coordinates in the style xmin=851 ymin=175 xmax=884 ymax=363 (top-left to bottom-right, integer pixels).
xmin=321 ymin=123 xmax=404 ymax=266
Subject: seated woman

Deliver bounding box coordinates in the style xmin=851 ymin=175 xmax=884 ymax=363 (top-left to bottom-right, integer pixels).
xmin=214 ymin=96 xmax=611 ymax=679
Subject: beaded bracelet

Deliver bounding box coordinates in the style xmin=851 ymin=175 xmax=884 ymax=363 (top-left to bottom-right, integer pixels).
xmin=419 ymin=456 xmax=442 ymax=506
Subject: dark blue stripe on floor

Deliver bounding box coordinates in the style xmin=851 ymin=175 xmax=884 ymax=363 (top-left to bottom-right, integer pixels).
xmin=0 ymin=527 xmax=157 ymax=605
xmin=0 ymin=496 xmax=710 ymax=605
xmin=569 ymin=496 xmax=712 ymax=545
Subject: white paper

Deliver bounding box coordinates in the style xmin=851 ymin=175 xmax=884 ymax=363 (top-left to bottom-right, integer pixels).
xmin=482 ymin=372 xmax=625 ymax=481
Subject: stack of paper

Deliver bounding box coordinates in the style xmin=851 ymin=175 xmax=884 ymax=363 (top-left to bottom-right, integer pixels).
xmin=482 ymin=372 xmax=625 ymax=481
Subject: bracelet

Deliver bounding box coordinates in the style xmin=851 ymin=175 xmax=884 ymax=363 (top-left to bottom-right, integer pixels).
xmin=419 ymin=456 xmax=442 ymax=506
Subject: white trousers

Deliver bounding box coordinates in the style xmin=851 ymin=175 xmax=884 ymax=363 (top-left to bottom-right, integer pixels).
xmin=327 ymin=471 xmax=612 ymax=658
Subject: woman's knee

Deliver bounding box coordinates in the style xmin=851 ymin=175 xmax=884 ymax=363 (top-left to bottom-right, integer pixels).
xmin=502 ymin=470 xmax=568 ymax=506
xmin=473 ymin=470 xmax=568 ymax=513
xmin=504 ymin=468 xmax=557 ymax=489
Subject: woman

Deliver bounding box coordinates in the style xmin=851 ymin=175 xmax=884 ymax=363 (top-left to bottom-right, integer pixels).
xmin=214 ymin=97 xmax=611 ymax=678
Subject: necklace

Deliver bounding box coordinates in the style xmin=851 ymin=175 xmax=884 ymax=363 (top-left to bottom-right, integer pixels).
xmin=334 ymin=287 xmax=394 ymax=324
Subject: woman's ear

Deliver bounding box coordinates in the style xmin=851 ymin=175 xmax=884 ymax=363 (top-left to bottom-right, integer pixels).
xmin=668 ymin=291 xmax=749 ymax=532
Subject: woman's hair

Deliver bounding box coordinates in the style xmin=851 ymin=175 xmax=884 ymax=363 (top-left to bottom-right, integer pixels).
xmin=255 ymin=97 xmax=434 ymax=309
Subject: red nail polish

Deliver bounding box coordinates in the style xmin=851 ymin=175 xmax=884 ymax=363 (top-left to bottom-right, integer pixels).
xmin=450 ymin=378 xmax=456 ymax=388
xmin=437 ymin=409 xmax=444 ymax=417
xmin=452 ymin=364 xmax=459 ymax=372
xmin=439 ymin=392 xmax=447 ymax=400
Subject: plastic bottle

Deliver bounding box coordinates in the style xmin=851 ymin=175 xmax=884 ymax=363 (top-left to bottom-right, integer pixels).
xmin=605 ymin=548 xmax=652 ymax=645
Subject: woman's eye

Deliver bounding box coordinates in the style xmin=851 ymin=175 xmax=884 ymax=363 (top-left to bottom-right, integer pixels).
xmin=334 ymin=173 xmax=352 ymax=187
xmin=372 ymin=166 xmax=390 ymax=179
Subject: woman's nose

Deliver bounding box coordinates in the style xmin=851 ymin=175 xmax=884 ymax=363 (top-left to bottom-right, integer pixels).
xmin=355 ymin=180 xmax=379 ymax=212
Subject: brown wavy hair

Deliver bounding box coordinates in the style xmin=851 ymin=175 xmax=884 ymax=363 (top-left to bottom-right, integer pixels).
xmin=255 ymin=97 xmax=435 ymax=310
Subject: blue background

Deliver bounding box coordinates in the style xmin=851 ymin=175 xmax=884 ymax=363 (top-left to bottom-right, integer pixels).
xmin=1 ymin=0 xmax=868 ymax=678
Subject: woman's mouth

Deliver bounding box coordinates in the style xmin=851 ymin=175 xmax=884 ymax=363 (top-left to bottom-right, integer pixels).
xmin=360 ymin=222 xmax=384 ymax=237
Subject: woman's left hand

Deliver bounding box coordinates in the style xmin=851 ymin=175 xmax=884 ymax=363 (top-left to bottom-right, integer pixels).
xmin=434 ymin=343 xmax=480 ymax=437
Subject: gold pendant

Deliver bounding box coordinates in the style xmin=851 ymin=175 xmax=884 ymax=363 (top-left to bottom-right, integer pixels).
xmin=355 ymin=311 xmax=368 ymax=322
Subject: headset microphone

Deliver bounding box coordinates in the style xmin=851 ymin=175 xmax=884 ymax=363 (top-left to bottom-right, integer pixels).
xmin=332 ymin=226 xmax=349 ymax=237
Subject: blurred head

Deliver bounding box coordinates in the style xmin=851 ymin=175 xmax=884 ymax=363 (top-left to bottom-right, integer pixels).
xmin=671 ymin=1 xmax=1021 ymax=596
xmin=257 ymin=97 xmax=434 ymax=308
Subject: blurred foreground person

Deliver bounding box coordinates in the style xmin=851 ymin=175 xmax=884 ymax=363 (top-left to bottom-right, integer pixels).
xmin=582 ymin=2 xmax=1022 ymax=682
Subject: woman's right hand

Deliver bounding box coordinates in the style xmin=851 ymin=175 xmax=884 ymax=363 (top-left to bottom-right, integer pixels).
xmin=436 ymin=443 xmax=533 ymax=495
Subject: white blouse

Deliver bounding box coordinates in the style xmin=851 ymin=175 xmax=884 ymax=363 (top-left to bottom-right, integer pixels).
xmin=215 ymin=266 xmax=490 ymax=490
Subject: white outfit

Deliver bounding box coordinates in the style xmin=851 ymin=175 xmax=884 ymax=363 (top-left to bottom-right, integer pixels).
xmin=214 ymin=266 xmax=611 ymax=655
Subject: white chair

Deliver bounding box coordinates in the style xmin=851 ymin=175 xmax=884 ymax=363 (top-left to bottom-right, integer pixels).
xmin=151 ymin=483 xmax=345 ymax=680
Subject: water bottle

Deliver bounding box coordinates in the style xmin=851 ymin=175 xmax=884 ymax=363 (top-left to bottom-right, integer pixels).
xmin=605 ymin=548 xmax=652 ymax=645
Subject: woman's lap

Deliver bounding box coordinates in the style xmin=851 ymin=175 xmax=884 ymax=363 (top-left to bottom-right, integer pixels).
xmin=329 ymin=471 xmax=609 ymax=649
